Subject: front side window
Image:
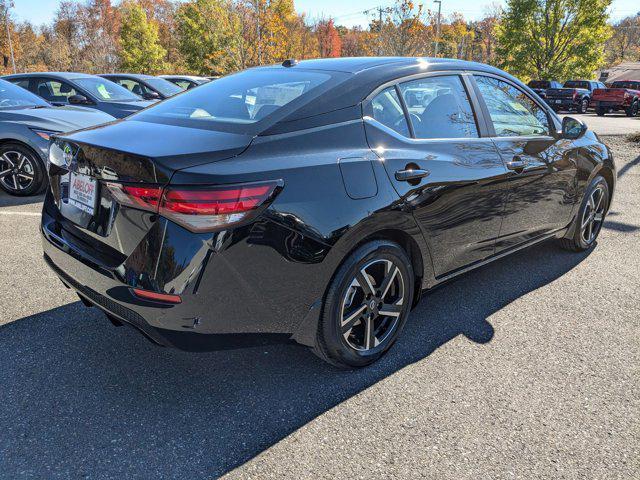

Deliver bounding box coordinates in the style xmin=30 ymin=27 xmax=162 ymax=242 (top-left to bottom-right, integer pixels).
xmin=398 ymin=75 xmax=478 ymax=139
xmin=612 ymin=81 xmax=640 ymax=90
xmin=563 ymin=80 xmax=589 ymax=90
xmin=475 ymin=76 xmax=550 ymax=137
xmin=115 ymin=78 xmax=148 ymax=97
xmin=35 ymin=79 xmax=77 ymax=104
xmin=370 ymin=87 xmax=409 ymax=137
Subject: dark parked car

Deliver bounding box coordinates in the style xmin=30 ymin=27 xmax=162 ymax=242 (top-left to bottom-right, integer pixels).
xmin=158 ymin=75 xmax=211 ymax=90
xmin=592 ymin=80 xmax=640 ymax=117
xmin=527 ymin=80 xmax=562 ymax=100
xmin=3 ymin=72 xmax=155 ymax=119
xmin=545 ymin=80 xmax=606 ymax=113
xmin=0 ymin=79 xmax=114 ymax=196
xmin=41 ymin=58 xmax=615 ymax=368
xmin=100 ymin=73 xmax=183 ymax=100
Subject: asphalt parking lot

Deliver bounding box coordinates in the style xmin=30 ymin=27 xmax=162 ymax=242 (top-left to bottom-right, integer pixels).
xmin=0 ymin=123 xmax=638 ymax=478
xmin=560 ymin=111 xmax=640 ymax=136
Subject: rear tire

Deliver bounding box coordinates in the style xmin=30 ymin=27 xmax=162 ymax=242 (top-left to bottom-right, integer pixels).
xmin=596 ymin=106 xmax=606 ymax=116
xmin=0 ymin=142 xmax=46 ymax=196
xmin=625 ymin=100 xmax=639 ymax=117
xmin=559 ymin=176 xmax=609 ymax=252
xmin=313 ymin=240 xmax=414 ymax=369
xmin=578 ymin=97 xmax=589 ymax=114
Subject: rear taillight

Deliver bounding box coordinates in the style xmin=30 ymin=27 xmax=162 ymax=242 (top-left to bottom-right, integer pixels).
xmin=106 ymin=183 xmax=162 ymax=212
xmin=107 ymin=180 xmax=281 ymax=232
xmin=160 ymin=181 xmax=281 ymax=232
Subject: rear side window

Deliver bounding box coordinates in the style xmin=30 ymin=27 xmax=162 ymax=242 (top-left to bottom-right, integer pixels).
xmin=398 ymin=75 xmax=478 ymax=139
xmin=528 ymin=81 xmax=549 ymax=89
xmin=563 ymin=81 xmax=589 ymax=89
xmin=8 ymin=78 xmax=30 ymax=89
xmin=134 ymin=69 xmax=333 ymax=132
xmin=475 ymin=76 xmax=550 ymax=137
xmin=371 ymin=87 xmax=410 ymax=137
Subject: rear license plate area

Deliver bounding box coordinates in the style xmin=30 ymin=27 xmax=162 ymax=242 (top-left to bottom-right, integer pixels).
xmin=68 ymin=173 xmax=97 ymax=216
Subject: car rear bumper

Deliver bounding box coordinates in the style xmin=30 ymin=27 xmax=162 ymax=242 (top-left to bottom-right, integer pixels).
xmin=547 ymin=98 xmax=579 ymax=108
xmin=595 ymin=100 xmax=628 ymax=109
xmin=40 ymin=200 xmax=329 ymax=350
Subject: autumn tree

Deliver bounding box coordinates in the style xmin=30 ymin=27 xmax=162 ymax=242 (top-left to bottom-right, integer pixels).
xmin=380 ymin=0 xmax=429 ymax=56
xmin=605 ymin=15 xmax=640 ymax=65
xmin=119 ymin=1 xmax=166 ymax=73
xmin=496 ymin=0 xmax=612 ymax=81
xmin=76 ymin=0 xmax=121 ymax=72
xmin=316 ymin=18 xmax=341 ymax=58
xmin=176 ymin=0 xmax=241 ymax=74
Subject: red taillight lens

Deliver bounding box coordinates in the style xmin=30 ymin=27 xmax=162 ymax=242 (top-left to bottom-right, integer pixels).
xmin=108 ymin=180 xmax=281 ymax=232
xmin=159 ymin=181 xmax=280 ymax=232
xmin=106 ymin=183 xmax=162 ymax=212
xmin=132 ymin=288 xmax=182 ymax=304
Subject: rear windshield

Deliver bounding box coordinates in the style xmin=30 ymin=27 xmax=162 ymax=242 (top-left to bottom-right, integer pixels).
xmin=563 ymin=81 xmax=589 ymax=89
xmin=528 ymin=81 xmax=550 ymax=89
xmin=611 ymin=81 xmax=640 ymax=90
xmin=74 ymin=77 xmax=143 ymax=102
xmin=0 ymin=79 xmax=49 ymax=109
xmin=132 ymin=68 xmax=335 ymax=133
xmin=144 ymin=77 xmax=183 ymax=97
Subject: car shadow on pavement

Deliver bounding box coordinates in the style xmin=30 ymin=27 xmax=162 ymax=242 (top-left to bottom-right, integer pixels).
xmin=0 ymin=241 xmax=591 ymax=478
xmin=0 ymin=191 xmax=45 ymax=208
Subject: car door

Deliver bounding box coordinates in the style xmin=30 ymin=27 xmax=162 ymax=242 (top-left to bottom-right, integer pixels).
xmin=363 ymin=73 xmax=510 ymax=277
xmin=472 ymin=74 xmax=578 ymax=252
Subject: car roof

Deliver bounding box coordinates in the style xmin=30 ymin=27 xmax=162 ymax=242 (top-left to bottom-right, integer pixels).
xmin=268 ymin=57 xmax=516 ymax=124
xmin=101 ymin=73 xmax=155 ymax=80
xmin=2 ymin=72 xmax=101 ymax=81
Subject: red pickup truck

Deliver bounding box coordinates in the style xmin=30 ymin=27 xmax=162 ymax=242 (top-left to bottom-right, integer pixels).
xmin=592 ymin=80 xmax=640 ymax=117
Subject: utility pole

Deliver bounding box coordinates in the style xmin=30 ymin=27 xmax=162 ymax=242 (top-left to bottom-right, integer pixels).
xmin=434 ymin=0 xmax=442 ymax=57
xmin=3 ymin=1 xmax=15 ymax=73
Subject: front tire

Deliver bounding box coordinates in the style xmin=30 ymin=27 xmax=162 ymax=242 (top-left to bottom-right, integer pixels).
xmin=0 ymin=142 xmax=46 ymax=196
xmin=559 ymin=176 xmax=609 ymax=252
xmin=314 ymin=240 xmax=414 ymax=368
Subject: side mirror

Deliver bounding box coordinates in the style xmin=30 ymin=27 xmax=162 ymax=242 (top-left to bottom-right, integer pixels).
xmin=68 ymin=94 xmax=91 ymax=105
xmin=562 ymin=116 xmax=587 ymax=140
xmin=142 ymin=91 xmax=161 ymax=100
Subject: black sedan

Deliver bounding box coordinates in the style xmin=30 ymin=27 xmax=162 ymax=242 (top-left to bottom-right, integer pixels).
xmin=41 ymin=58 xmax=615 ymax=368
xmin=0 ymin=79 xmax=114 ymax=196
xmin=100 ymin=73 xmax=183 ymax=100
xmin=3 ymin=72 xmax=155 ymax=118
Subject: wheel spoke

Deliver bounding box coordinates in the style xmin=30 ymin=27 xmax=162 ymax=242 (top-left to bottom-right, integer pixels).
xmin=364 ymin=316 xmax=376 ymax=350
xmin=379 ymin=302 xmax=402 ymax=317
xmin=593 ymin=190 xmax=604 ymax=212
xmin=581 ymin=214 xmax=591 ymax=229
xmin=593 ymin=212 xmax=604 ymax=223
xmin=587 ymin=218 xmax=593 ymax=241
xmin=0 ymin=168 xmax=11 ymax=178
xmin=1 ymin=154 xmax=15 ymax=167
xmin=16 ymin=154 xmax=26 ymax=170
xmin=11 ymin=174 xmax=20 ymax=189
xmin=341 ymin=304 xmax=366 ymax=332
xmin=379 ymin=265 xmax=399 ymax=300
xmin=355 ymin=269 xmax=375 ymax=296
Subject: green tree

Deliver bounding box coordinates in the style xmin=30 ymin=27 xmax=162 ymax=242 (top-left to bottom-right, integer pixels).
xmin=119 ymin=0 xmax=166 ymax=73
xmin=175 ymin=0 xmax=240 ymax=75
xmin=496 ymin=0 xmax=612 ymax=81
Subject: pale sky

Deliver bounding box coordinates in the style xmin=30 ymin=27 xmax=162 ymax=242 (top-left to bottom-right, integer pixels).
xmin=12 ymin=0 xmax=640 ymax=27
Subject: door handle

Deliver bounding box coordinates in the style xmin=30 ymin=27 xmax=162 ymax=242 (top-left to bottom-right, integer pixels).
xmin=506 ymin=156 xmax=528 ymax=173
xmin=395 ymin=168 xmax=430 ymax=182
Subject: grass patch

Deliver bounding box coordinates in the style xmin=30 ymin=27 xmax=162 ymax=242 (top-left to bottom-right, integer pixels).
xmin=627 ymin=132 xmax=640 ymax=143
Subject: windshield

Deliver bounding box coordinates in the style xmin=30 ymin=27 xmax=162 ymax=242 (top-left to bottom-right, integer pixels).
xmin=563 ymin=81 xmax=589 ymax=89
xmin=74 ymin=77 xmax=143 ymax=102
xmin=611 ymin=81 xmax=640 ymax=90
xmin=144 ymin=77 xmax=182 ymax=97
xmin=0 ymin=80 xmax=49 ymax=109
xmin=528 ymin=81 xmax=550 ymax=89
xmin=133 ymin=68 xmax=333 ymax=132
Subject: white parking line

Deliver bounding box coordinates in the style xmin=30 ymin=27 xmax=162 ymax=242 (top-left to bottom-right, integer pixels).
xmin=0 ymin=211 xmax=41 ymax=216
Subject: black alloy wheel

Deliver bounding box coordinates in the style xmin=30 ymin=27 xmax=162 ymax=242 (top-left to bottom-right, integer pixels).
xmin=560 ymin=176 xmax=609 ymax=252
xmin=0 ymin=143 xmax=46 ymax=196
xmin=314 ymin=240 xmax=414 ymax=369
